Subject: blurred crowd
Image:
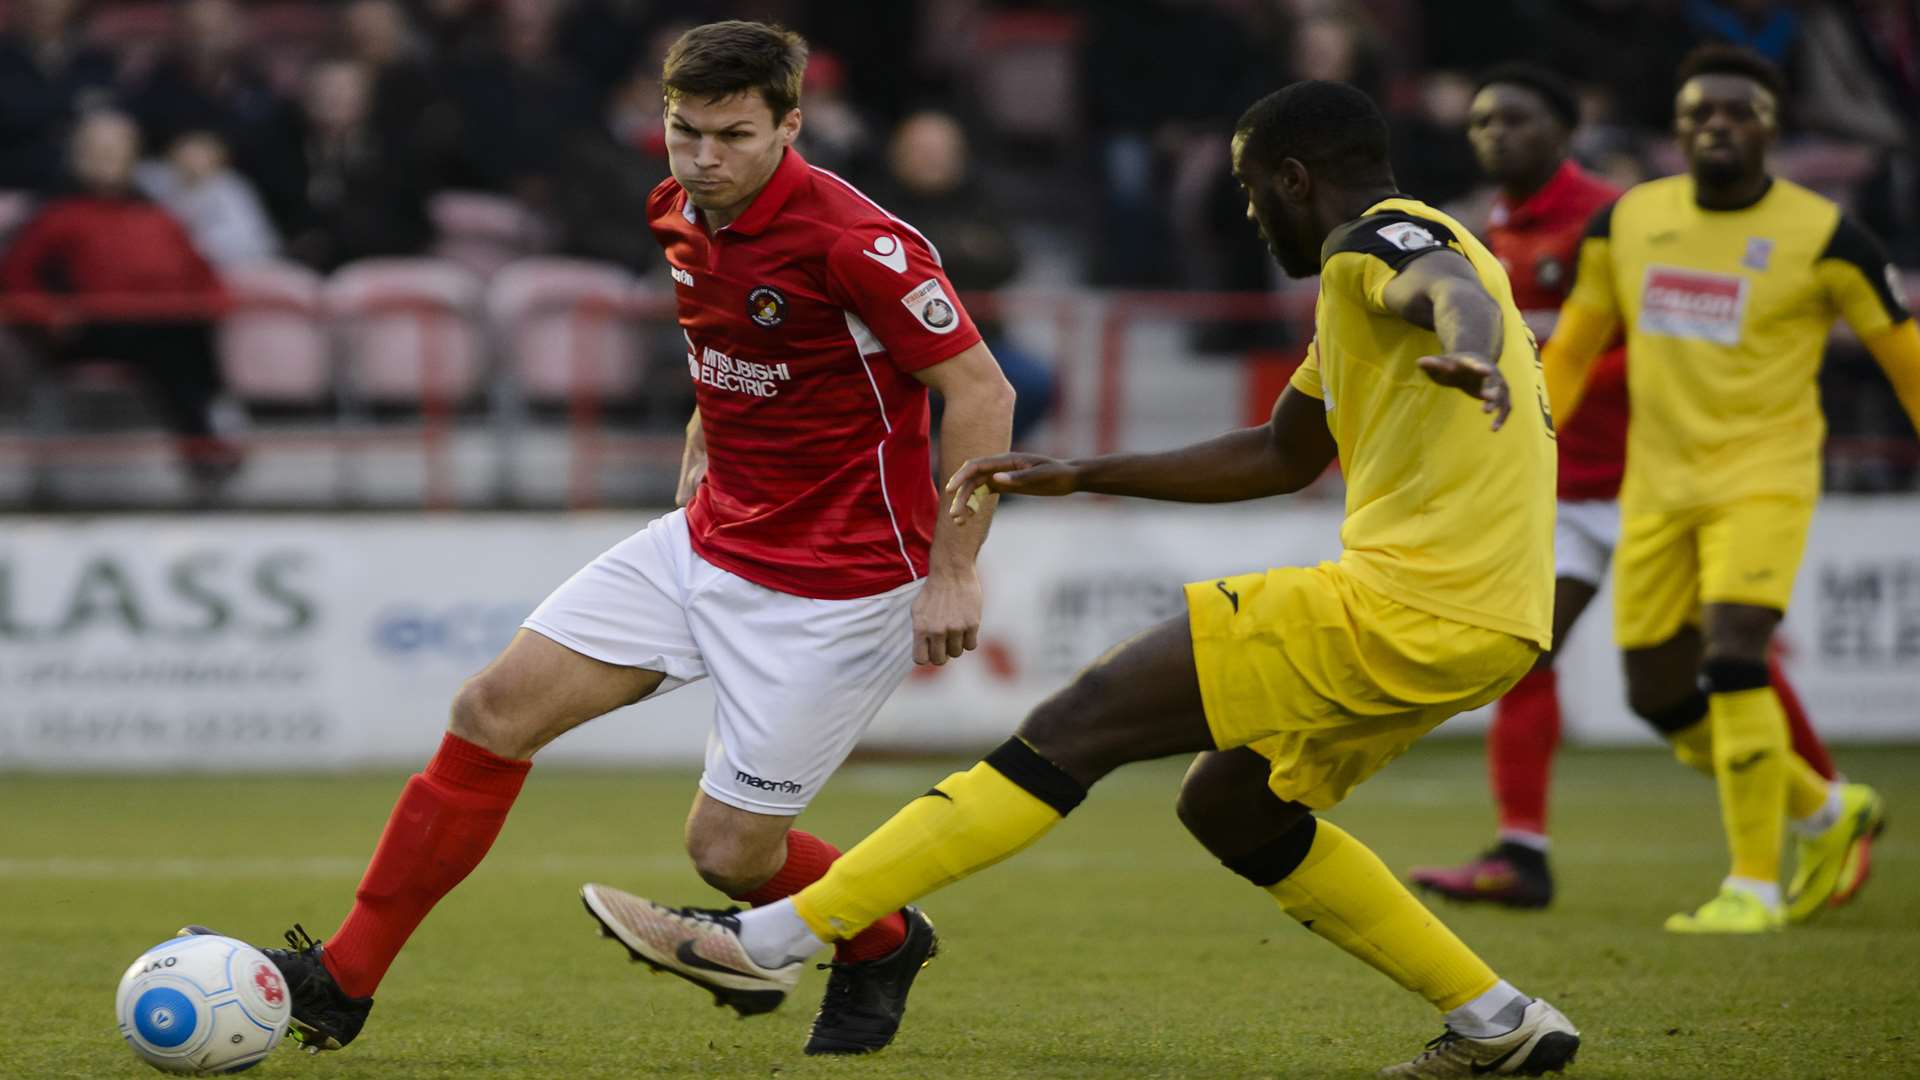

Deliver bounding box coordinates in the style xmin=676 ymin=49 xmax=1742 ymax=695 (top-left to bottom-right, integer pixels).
xmin=2 ymin=0 xmax=1912 ymax=284
xmin=0 ymin=0 xmax=1914 ymax=495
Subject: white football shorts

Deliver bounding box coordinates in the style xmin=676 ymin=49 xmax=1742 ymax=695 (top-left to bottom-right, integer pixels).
xmin=1554 ymin=498 xmax=1619 ymax=587
xmin=522 ymin=509 xmax=920 ymax=814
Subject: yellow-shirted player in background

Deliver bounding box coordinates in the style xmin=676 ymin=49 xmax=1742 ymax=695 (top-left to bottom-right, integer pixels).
xmin=1546 ymin=45 xmax=1918 ymax=934
xmin=580 ymin=81 xmax=1585 ymax=1078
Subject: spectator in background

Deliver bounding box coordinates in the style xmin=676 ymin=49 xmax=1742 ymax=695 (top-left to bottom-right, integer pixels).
xmin=1798 ymin=0 xmax=1919 ymax=263
xmin=136 ymin=130 xmax=280 ymax=267
xmin=546 ymin=47 xmax=674 ymax=271
xmin=438 ymin=0 xmax=597 ymax=202
xmin=282 ymin=57 xmax=431 ymax=271
xmin=342 ymin=0 xmax=442 ymax=164
xmin=1289 ymin=11 xmax=1386 ymax=103
xmin=0 ymin=0 xmax=119 ymax=193
xmin=1682 ymin=0 xmax=1801 ymax=69
xmin=131 ymin=0 xmax=302 ymax=228
xmin=792 ymin=51 xmax=873 ymax=178
xmin=1081 ymin=0 xmax=1263 ymax=286
xmin=874 ymin=110 xmax=1055 ymax=444
xmin=416 ymin=0 xmax=493 ymax=56
xmin=0 ymin=110 xmax=241 ymax=485
xmin=1389 ymin=71 xmax=1483 ymax=210
xmin=1543 ymin=0 xmax=1695 ymax=129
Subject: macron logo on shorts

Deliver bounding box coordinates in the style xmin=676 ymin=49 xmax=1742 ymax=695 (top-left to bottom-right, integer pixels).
xmin=1640 ymin=266 xmax=1748 ymax=345
xmin=735 ymin=770 xmax=804 ymax=795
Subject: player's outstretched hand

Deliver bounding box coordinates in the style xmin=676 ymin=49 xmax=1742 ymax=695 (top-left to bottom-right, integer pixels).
xmin=913 ymin=571 xmax=981 ymax=666
xmin=945 ymin=453 xmax=1079 ymax=523
xmin=1417 ymin=352 xmax=1511 ymax=431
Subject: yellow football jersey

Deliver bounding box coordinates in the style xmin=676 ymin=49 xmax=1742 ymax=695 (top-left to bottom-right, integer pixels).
xmin=1563 ymin=176 xmax=1912 ymax=510
xmin=1289 ymin=198 xmax=1557 ymax=648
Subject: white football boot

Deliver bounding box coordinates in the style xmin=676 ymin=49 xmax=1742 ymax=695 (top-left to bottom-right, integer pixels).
xmin=580 ymin=883 xmax=800 ymax=1016
xmin=1378 ymin=998 xmax=1581 ymax=1077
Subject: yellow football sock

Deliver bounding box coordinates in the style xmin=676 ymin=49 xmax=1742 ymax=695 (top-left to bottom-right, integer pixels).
xmin=1784 ymin=752 xmax=1830 ymax=822
xmin=1670 ymin=718 xmax=1715 ymax=777
xmin=792 ymin=753 xmax=1069 ymax=940
xmin=1265 ymin=820 xmax=1497 ymax=1012
xmin=1709 ymin=686 xmax=1789 ymax=883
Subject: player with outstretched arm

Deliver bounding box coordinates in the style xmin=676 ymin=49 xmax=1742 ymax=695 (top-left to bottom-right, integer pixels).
xmin=585 ymin=81 xmax=1585 ymax=1078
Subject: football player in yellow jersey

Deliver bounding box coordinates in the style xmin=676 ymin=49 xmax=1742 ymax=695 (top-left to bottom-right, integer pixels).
xmin=576 ymin=82 xmax=1584 ymax=1078
xmin=1545 ymin=45 xmax=1916 ymax=935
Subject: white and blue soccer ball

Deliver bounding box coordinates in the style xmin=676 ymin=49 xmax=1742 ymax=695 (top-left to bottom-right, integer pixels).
xmin=115 ymin=934 xmax=291 ymax=1075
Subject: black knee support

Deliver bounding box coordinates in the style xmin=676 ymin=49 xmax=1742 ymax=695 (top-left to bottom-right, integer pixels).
xmin=1702 ymin=658 xmax=1769 ymax=695
xmin=1641 ymin=689 xmax=1709 ymax=735
xmin=1220 ymin=814 xmax=1319 ymax=888
xmin=984 ymin=737 xmax=1087 ymax=816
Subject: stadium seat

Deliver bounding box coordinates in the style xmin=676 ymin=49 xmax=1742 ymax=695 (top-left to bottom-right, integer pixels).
xmin=217 ymin=260 xmax=331 ymax=407
xmin=325 ymin=258 xmax=486 ymax=407
xmin=0 ymin=189 xmax=32 ymax=244
xmin=85 ymin=3 xmax=172 ymax=82
xmin=486 ymin=258 xmax=644 ymax=406
xmin=251 ymin=2 xmax=335 ymax=93
xmin=971 ymin=12 xmax=1084 ymax=141
xmin=430 ymin=191 xmax=554 ymax=278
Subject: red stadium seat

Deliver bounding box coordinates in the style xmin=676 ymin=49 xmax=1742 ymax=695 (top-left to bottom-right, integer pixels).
xmin=325 ymin=258 xmax=485 ymax=407
xmin=486 ymin=258 xmax=643 ymax=406
xmin=430 ymin=191 xmax=553 ymax=278
xmin=218 ymin=259 xmax=331 ymax=406
xmin=251 ymin=2 xmax=335 ymax=91
xmin=85 ymin=3 xmax=172 ymax=82
xmin=0 ymin=189 xmax=32 ymax=246
xmin=971 ymin=12 xmax=1084 ymax=141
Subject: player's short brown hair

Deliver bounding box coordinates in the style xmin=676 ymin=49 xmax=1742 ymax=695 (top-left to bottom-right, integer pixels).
xmin=662 ymin=20 xmax=808 ymax=121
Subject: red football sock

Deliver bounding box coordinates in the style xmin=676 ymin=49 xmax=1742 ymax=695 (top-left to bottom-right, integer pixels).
xmin=1488 ymin=668 xmax=1560 ymax=838
xmin=730 ymin=830 xmax=907 ymax=964
xmin=1771 ymin=656 xmax=1836 ymax=781
xmin=323 ymin=733 xmax=531 ymax=998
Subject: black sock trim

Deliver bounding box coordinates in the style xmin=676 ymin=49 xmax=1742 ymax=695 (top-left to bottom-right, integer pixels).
xmin=1643 ymin=689 xmax=1709 ymax=734
xmin=1702 ymin=658 xmax=1769 ymax=695
xmin=1221 ymin=815 xmax=1319 ymax=888
xmin=983 ymin=738 xmax=1087 ymax=816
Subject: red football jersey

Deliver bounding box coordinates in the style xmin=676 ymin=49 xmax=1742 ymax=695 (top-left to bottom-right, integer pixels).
xmin=1488 ymin=160 xmax=1627 ymax=501
xmin=649 ymin=148 xmax=983 ymax=599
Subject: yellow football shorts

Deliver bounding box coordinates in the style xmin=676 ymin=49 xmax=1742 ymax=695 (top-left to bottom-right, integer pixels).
xmin=1611 ymin=495 xmax=1814 ymax=650
xmin=1186 ymin=561 xmax=1539 ymax=810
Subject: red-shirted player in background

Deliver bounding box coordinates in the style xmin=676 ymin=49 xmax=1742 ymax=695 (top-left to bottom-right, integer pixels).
xmin=184 ymin=21 xmax=1015 ymax=1059
xmin=1407 ymin=64 xmax=1841 ymax=909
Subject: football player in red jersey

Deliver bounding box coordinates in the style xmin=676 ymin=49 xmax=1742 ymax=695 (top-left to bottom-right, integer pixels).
xmin=1407 ymin=64 xmax=1839 ymax=910
xmin=184 ymin=21 xmax=1015 ymax=1058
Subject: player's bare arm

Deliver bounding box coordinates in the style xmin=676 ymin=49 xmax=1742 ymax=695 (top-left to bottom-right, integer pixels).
xmin=1378 ymin=249 xmax=1513 ymax=430
xmin=912 ymin=341 xmax=1016 ymax=666
xmin=946 ymin=384 xmax=1336 ymax=514
xmin=675 ymin=408 xmax=707 ymax=507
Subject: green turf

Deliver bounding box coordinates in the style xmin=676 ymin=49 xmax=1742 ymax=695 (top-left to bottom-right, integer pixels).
xmin=3 ymin=742 xmax=1914 ymax=1079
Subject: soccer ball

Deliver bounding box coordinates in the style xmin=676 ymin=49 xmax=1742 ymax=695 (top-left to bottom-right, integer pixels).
xmin=115 ymin=934 xmax=291 ymax=1075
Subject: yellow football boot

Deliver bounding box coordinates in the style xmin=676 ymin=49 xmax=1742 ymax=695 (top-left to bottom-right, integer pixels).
xmin=1787 ymin=783 xmax=1885 ymax=923
xmin=1664 ymin=885 xmax=1784 ymax=934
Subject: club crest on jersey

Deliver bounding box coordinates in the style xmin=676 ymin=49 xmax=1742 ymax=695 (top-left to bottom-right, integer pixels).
xmin=1742 ymin=237 xmax=1774 ymax=271
xmin=746 ymin=286 xmax=787 ymax=328
xmin=901 ymin=278 xmax=961 ymax=334
xmin=1641 ymin=265 xmax=1748 ymax=345
xmin=1378 ymin=221 xmax=1438 ymax=252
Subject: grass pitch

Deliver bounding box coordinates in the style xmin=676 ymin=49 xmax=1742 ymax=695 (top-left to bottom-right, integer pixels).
xmin=4 ymin=742 xmax=1915 ymax=1079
